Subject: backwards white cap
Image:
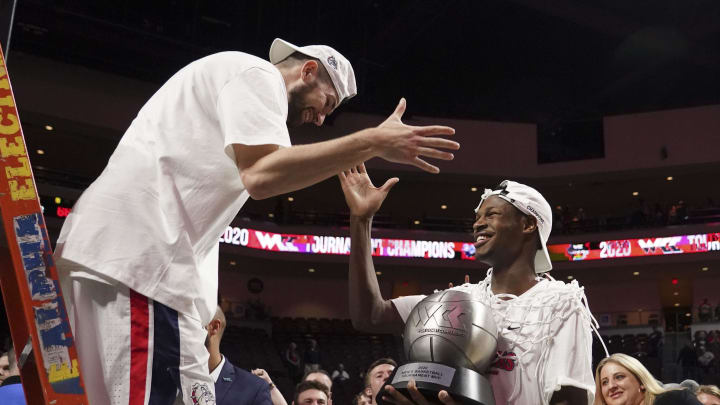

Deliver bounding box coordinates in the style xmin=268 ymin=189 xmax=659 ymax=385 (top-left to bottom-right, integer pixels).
xmin=269 ymin=38 xmax=357 ymax=105
xmin=475 ymin=180 xmax=553 ymax=273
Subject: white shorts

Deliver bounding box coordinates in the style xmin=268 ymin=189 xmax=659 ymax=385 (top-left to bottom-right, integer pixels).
xmin=63 ymin=275 xmax=216 ymax=405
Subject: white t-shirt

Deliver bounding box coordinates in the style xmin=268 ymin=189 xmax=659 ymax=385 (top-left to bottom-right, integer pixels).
xmin=392 ymin=270 xmax=596 ymax=405
xmin=54 ymin=51 xmax=290 ymax=325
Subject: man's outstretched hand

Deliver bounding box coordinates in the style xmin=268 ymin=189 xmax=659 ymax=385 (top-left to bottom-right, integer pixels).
xmin=339 ymin=164 xmax=398 ymax=220
xmin=374 ymin=98 xmax=459 ymax=174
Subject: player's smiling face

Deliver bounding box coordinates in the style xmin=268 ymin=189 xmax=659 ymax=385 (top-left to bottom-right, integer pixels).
xmin=472 ymin=196 xmax=527 ymax=265
xmin=599 ymin=362 xmax=644 ymax=405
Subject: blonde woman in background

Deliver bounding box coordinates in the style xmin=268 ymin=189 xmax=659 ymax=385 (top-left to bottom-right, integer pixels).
xmin=696 ymin=385 xmax=720 ymax=405
xmin=594 ymin=353 xmax=701 ymax=405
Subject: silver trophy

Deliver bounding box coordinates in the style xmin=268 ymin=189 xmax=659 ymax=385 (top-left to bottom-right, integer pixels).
xmin=379 ymin=290 xmax=497 ymax=405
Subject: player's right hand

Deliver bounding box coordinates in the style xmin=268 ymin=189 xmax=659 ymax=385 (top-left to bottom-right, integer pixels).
xmin=374 ymin=98 xmax=459 ymax=174
xmin=339 ymin=163 xmax=398 ymax=219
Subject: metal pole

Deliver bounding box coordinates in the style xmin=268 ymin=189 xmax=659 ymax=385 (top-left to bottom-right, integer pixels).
xmin=0 ymin=0 xmax=18 ymax=60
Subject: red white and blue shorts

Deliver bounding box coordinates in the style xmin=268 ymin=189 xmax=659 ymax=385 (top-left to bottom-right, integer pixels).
xmin=62 ymin=275 xmax=216 ymax=405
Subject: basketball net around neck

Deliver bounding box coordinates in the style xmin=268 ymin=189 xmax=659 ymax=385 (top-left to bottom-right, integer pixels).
xmin=474 ymin=269 xmax=608 ymax=404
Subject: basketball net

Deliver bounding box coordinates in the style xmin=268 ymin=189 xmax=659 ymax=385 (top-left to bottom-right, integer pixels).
xmin=471 ymin=269 xmax=608 ymax=404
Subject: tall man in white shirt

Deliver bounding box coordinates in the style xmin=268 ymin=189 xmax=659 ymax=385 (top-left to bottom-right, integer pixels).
xmin=55 ymin=38 xmax=459 ymax=405
xmin=339 ymin=167 xmax=598 ymax=405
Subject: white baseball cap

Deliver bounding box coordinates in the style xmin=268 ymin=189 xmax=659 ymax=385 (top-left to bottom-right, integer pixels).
xmin=269 ymin=38 xmax=357 ymax=105
xmin=474 ymin=180 xmax=553 ymax=273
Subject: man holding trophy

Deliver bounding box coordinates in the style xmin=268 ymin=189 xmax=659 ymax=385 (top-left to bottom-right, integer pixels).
xmin=340 ymin=165 xmax=598 ymax=405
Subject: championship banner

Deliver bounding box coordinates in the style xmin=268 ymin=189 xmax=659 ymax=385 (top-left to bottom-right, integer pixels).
xmin=220 ymin=226 xmax=474 ymax=260
xmin=548 ymin=233 xmax=720 ymax=262
xmin=221 ymin=226 xmax=720 ymax=263
xmin=0 ymin=47 xmax=88 ymax=404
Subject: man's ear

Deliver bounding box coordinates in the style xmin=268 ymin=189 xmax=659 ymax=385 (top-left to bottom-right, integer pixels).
xmin=522 ymin=214 xmax=538 ymax=235
xmin=206 ymin=319 xmax=221 ymax=337
xmin=300 ymin=60 xmax=320 ymax=83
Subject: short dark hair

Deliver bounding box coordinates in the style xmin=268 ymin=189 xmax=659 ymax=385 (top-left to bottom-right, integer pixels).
xmin=303 ymin=368 xmax=331 ymax=382
xmin=294 ymin=380 xmax=330 ymax=405
xmin=364 ymin=358 xmax=397 ymax=387
xmin=352 ymin=392 xmax=369 ymax=405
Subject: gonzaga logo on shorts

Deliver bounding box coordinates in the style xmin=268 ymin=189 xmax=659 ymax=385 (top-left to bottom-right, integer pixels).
xmin=191 ymin=382 xmax=215 ymax=405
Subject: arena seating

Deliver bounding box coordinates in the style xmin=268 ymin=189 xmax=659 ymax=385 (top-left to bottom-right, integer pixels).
xmin=219 ymin=317 xmax=720 ymax=403
xmin=221 ymin=317 xmax=405 ymax=404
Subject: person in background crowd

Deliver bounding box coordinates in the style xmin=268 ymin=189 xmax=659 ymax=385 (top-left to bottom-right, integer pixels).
xmin=0 ymin=352 xmax=10 ymax=385
xmin=0 ymin=344 xmax=25 ymax=405
xmin=364 ymin=358 xmax=397 ymax=405
xmin=700 ymin=299 xmax=713 ymax=322
xmin=304 ymin=339 xmax=321 ymax=373
xmin=252 ymin=369 xmax=289 ymax=405
xmin=696 ymin=385 xmax=720 ymax=405
xmin=331 ymin=363 xmax=350 ymax=382
xmin=304 ymin=369 xmax=332 ymax=391
xmin=594 ymin=353 xmax=701 ymax=405
xmin=648 ymin=326 xmax=663 ymax=358
xmin=304 ymin=369 xmax=333 ymax=404
xmin=679 ymin=342 xmax=700 ymax=382
xmin=353 ymin=391 xmax=372 ymax=405
xmin=293 ymin=380 xmax=330 ymax=405
xmin=205 ymin=306 xmax=272 ymax=405
xmin=696 ymin=343 xmax=715 ymax=377
xmin=286 ymin=342 xmax=302 ymax=382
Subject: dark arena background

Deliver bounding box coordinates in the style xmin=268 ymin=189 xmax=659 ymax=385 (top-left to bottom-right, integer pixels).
xmin=1 ymin=1 xmax=720 ymax=404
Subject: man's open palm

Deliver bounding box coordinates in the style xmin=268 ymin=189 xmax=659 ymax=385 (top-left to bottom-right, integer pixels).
xmin=339 ymin=164 xmax=398 ymax=219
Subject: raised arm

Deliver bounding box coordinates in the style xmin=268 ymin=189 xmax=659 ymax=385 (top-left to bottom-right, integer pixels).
xmin=339 ymin=164 xmax=404 ymax=334
xmin=236 ymin=98 xmax=458 ymax=200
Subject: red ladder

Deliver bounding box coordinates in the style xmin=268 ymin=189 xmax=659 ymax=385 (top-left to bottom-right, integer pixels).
xmin=0 ymin=45 xmax=88 ymax=404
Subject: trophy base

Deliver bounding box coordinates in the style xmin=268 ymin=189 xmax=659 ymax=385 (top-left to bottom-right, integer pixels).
xmin=378 ymin=362 xmax=495 ymax=405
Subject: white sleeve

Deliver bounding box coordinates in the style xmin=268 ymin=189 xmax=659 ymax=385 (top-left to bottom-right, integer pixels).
xmin=216 ymin=67 xmax=291 ymax=160
xmin=391 ymin=295 xmax=426 ymax=323
xmin=544 ymin=310 xmax=596 ymax=405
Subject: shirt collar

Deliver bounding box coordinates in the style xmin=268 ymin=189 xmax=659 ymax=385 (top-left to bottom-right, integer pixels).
xmin=1 ymin=375 xmax=22 ymax=386
xmin=209 ymin=355 xmax=226 ymax=383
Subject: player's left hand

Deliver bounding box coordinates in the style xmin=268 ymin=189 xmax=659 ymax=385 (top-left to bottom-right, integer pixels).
xmin=381 ymin=379 xmax=460 ymax=405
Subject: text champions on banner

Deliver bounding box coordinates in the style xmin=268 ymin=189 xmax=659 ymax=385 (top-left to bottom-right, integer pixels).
xmin=220 ymin=227 xmax=720 ymax=262
xmin=220 ymin=226 xmax=469 ymax=260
